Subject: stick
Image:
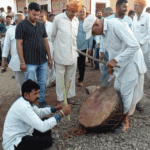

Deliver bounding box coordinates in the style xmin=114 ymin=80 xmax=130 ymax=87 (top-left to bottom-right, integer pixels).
xmin=66 ymin=79 xmax=72 ymax=97
xmin=60 ymin=72 xmax=71 ymax=121
xmin=100 ymin=74 xmax=111 ymax=88
xmin=65 ymin=79 xmax=72 ymax=120
xmin=76 ymin=50 xmax=120 ymax=68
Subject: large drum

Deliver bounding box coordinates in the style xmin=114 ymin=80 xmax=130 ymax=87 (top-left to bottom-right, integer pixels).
xmin=78 ymin=86 xmax=123 ymax=132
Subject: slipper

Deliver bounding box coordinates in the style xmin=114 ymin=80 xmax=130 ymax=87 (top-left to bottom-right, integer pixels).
xmin=1 ymin=69 xmax=6 ymax=73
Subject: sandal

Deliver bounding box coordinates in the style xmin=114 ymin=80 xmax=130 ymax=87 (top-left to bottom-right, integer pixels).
xmin=1 ymin=69 xmax=6 ymax=73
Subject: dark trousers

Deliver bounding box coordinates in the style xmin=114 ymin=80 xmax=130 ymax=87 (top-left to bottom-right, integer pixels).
xmin=78 ymin=49 xmax=86 ymax=82
xmin=14 ymin=128 xmax=53 ymax=150
xmin=94 ymin=46 xmax=99 ymax=69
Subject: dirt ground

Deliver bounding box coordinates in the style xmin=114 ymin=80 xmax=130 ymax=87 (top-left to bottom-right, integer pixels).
xmin=0 ymin=63 xmax=150 ymax=150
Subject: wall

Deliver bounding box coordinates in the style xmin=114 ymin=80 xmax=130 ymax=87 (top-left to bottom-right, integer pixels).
xmin=1 ymin=0 xmax=17 ymax=13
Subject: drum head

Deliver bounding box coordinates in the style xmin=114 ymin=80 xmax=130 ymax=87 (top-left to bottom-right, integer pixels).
xmin=79 ymin=87 xmax=119 ymax=128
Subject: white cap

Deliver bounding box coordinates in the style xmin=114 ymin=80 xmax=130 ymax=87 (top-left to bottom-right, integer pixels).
xmin=83 ymin=14 xmax=97 ymax=39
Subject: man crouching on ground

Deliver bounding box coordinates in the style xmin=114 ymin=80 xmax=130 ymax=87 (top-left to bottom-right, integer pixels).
xmin=2 ymin=79 xmax=71 ymax=150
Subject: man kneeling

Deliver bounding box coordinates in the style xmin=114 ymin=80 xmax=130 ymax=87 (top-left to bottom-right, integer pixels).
xmin=2 ymin=79 xmax=71 ymax=150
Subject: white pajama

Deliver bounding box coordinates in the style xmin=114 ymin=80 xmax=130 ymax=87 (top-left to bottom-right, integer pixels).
xmin=46 ymin=62 xmax=56 ymax=87
xmin=114 ymin=73 xmax=144 ymax=115
xmin=99 ymin=63 xmax=104 ymax=74
xmin=2 ymin=26 xmax=25 ymax=94
xmin=51 ymin=13 xmax=79 ymax=101
xmin=44 ymin=20 xmax=56 ymax=87
xmin=143 ymin=51 xmax=150 ymax=79
xmin=15 ymin=71 xmax=25 ymax=94
xmin=55 ymin=62 xmax=77 ymax=101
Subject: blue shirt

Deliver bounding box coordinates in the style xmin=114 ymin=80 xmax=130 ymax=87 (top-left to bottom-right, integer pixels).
xmin=77 ymin=19 xmax=93 ymax=51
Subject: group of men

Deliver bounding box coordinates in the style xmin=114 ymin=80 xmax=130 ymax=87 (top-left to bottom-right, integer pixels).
xmin=1 ymin=0 xmax=150 ymax=149
xmin=90 ymin=0 xmax=149 ymax=132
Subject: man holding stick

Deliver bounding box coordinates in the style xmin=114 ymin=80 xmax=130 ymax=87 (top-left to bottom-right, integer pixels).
xmin=84 ymin=16 xmax=147 ymax=132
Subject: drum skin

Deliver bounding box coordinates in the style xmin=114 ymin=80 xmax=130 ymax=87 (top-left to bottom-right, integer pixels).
xmin=78 ymin=87 xmax=123 ymax=131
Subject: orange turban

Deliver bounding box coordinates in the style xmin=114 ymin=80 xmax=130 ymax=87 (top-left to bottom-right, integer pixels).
xmin=66 ymin=0 xmax=82 ymax=12
xmin=134 ymin=0 xmax=147 ymax=7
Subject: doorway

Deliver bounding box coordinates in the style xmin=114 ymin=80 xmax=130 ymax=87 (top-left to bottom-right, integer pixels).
xmin=96 ymin=3 xmax=106 ymax=16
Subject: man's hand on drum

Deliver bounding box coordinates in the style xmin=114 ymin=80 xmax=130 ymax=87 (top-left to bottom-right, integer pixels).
xmin=106 ymin=59 xmax=117 ymax=74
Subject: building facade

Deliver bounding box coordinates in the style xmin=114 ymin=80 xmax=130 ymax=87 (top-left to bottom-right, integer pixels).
xmin=6 ymin=0 xmax=136 ymax=15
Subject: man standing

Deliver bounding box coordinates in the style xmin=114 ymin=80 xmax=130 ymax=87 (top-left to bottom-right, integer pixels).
xmin=16 ymin=2 xmax=53 ymax=108
xmin=24 ymin=7 xmax=28 ymax=18
xmin=51 ymin=0 xmax=82 ymax=104
xmin=0 ymin=15 xmax=12 ymax=73
xmin=146 ymin=7 xmax=150 ymax=13
xmin=39 ymin=10 xmax=56 ymax=88
xmin=6 ymin=6 xmax=15 ymax=18
xmin=100 ymin=0 xmax=132 ymax=85
xmin=133 ymin=0 xmax=150 ymax=80
xmin=0 ymin=8 xmax=6 ymax=18
xmin=2 ymin=13 xmax=25 ymax=94
xmin=92 ymin=17 xmax=146 ymax=132
xmin=77 ymin=5 xmax=93 ymax=87
xmin=94 ymin=11 xmax=103 ymax=70
xmin=48 ymin=14 xmax=55 ymax=22
xmin=128 ymin=10 xmax=135 ymax=20
xmin=104 ymin=7 xmax=113 ymax=17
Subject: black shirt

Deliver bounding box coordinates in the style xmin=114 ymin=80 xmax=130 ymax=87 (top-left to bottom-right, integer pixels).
xmin=15 ymin=19 xmax=48 ymax=65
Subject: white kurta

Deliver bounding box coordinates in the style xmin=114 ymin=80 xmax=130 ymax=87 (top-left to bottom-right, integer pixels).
xmin=51 ymin=12 xmax=79 ymax=101
xmin=44 ymin=20 xmax=56 ymax=86
xmin=133 ymin=11 xmax=150 ymax=78
xmin=103 ymin=18 xmax=147 ymax=114
xmin=2 ymin=25 xmax=25 ymax=91
xmin=51 ymin=12 xmax=79 ymax=65
xmin=2 ymin=97 xmax=57 ymax=150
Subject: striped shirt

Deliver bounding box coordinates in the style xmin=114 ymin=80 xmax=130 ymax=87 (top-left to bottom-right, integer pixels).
xmin=15 ymin=19 xmax=48 ymax=65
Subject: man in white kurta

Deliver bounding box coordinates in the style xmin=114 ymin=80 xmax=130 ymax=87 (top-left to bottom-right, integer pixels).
xmin=2 ymin=79 xmax=71 ymax=150
xmin=51 ymin=1 xmax=82 ymax=104
xmin=2 ymin=13 xmax=25 ymax=94
xmin=133 ymin=0 xmax=150 ymax=79
xmin=91 ymin=18 xmax=147 ymax=132
xmin=39 ymin=11 xmax=56 ymax=88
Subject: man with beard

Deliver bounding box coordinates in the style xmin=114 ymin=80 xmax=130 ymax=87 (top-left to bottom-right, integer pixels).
xmin=51 ymin=0 xmax=82 ymax=105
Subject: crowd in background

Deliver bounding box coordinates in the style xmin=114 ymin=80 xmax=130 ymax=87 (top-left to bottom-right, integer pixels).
xmin=1 ymin=0 xmax=150 ymax=149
